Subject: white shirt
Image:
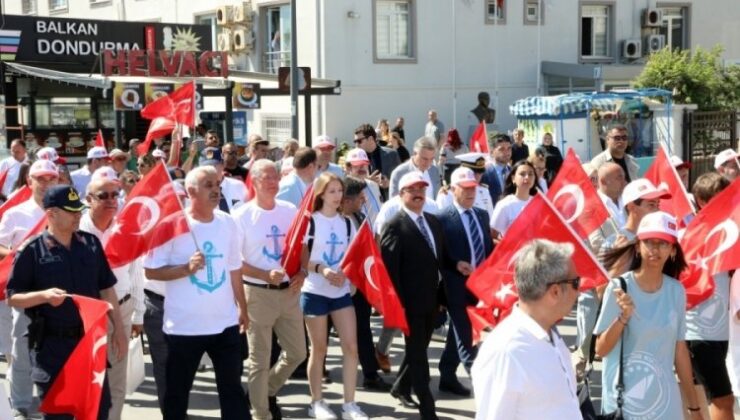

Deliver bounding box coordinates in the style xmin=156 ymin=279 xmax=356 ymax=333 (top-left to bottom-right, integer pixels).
xmin=374 ymin=195 xmax=438 ymax=235
xmin=402 ymin=206 xmax=436 ymax=256
xmin=489 ymin=195 xmax=532 ymax=236
xmin=597 ymin=190 xmax=626 ymax=228
xmin=70 ymin=166 xmax=92 ymax=199
xmin=221 ymin=176 xmax=247 ymax=212
xmin=472 ymin=307 xmax=581 ymax=420
xmin=0 ymin=156 xmax=26 ymax=197
xmin=727 ymin=270 xmax=740 ymax=396
xmin=232 ymin=199 xmax=296 ymax=286
xmin=144 ymin=212 xmax=241 ymax=335
xmin=79 ymin=213 xmax=146 ymax=324
xmin=0 ymin=198 xmax=44 ymax=249
xmin=303 ymin=212 xmax=356 ymax=299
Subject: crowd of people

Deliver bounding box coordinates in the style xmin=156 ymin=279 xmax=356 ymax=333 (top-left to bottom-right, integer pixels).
xmin=0 ymin=111 xmax=737 ymax=420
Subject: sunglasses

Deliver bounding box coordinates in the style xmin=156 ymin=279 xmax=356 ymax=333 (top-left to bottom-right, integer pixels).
xmin=123 ymin=178 xmax=138 ymax=185
xmin=93 ymin=191 xmax=121 ymax=201
xmin=610 ymin=135 xmax=628 ymax=142
xmin=353 ymin=136 xmax=367 ymax=145
xmin=550 ymin=276 xmax=580 ymax=290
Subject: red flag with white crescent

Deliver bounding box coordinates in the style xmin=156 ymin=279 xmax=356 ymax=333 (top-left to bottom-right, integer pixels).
xmin=281 ymin=184 xmax=315 ymax=277
xmin=469 ymin=121 xmax=489 ymax=154
xmin=546 ymin=148 xmax=609 ymax=239
xmin=0 ymin=185 xmax=33 ymax=222
xmin=679 ymin=178 xmax=740 ymax=308
xmin=141 ymin=81 xmax=195 ymax=127
xmin=0 ymin=215 xmax=47 ymax=299
xmin=644 ymin=145 xmax=696 ymax=224
xmin=136 ymin=117 xmax=176 ymax=157
xmin=104 ymin=161 xmax=188 ymax=268
xmin=467 ymin=192 xmax=609 ymax=311
xmin=341 ymin=221 xmax=409 ymax=335
xmin=0 ymin=167 xmax=10 ymax=194
xmin=39 ymin=295 xmax=110 ymax=420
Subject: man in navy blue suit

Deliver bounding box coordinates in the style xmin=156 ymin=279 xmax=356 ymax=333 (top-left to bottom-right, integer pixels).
xmin=480 ymin=134 xmax=513 ymax=208
xmin=436 ymin=167 xmax=494 ymax=396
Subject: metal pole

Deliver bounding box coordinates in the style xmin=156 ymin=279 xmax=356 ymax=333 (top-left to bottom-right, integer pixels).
xmin=451 ymin=0 xmax=457 ymax=128
xmin=290 ymin=0 xmax=299 ymax=140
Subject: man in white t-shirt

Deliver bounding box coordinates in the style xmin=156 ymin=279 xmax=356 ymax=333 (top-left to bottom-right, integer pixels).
xmin=80 ymin=173 xmax=145 ymax=420
xmin=0 ymin=139 xmax=29 ymax=197
xmin=144 ymin=166 xmax=249 ymax=420
xmin=232 ymin=159 xmax=307 ymax=420
xmin=70 ymin=146 xmax=109 ymax=200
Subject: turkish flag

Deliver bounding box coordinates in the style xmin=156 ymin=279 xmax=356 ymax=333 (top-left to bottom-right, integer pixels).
xmin=281 ymin=184 xmax=314 ymax=277
xmin=341 ymin=221 xmax=409 ymax=335
xmin=94 ymin=129 xmax=105 ymax=150
xmin=467 ymin=304 xmax=496 ymax=346
xmin=0 ymin=167 xmax=9 ymax=193
xmin=0 ymin=215 xmax=47 ymax=300
xmin=547 ymin=148 xmax=609 ymax=239
xmin=467 ymin=192 xmax=609 ymax=310
xmin=469 ymin=121 xmax=489 ymax=154
xmin=39 ymin=295 xmax=109 ymax=420
xmin=679 ymin=178 xmax=740 ymax=308
xmin=644 ymin=145 xmax=695 ymax=223
xmin=141 ymin=81 xmax=195 ymax=127
xmin=104 ymin=161 xmax=189 ymax=268
xmin=244 ymin=171 xmax=255 ymax=202
xmin=136 ymin=117 xmax=177 ymax=158
xmin=0 ymin=185 xmax=32 ymax=222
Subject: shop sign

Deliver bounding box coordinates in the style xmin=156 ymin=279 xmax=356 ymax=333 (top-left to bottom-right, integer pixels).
xmin=102 ymin=50 xmax=228 ymax=78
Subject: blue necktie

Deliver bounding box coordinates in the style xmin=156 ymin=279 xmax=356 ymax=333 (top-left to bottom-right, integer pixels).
xmin=465 ymin=210 xmax=485 ymax=266
xmin=219 ymin=187 xmax=230 ymax=213
xmin=416 ymin=216 xmax=435 ymax=256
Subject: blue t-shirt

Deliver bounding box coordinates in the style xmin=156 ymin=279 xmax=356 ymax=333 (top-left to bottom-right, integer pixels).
xmin=685 ymin=272 xmax=730 ymax=341
xmin=594 ymin=272 xmax=686 ymax=419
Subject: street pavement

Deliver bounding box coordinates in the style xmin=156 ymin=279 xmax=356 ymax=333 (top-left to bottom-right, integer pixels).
xmin=1 ymin=314 xmax=583 ymax=419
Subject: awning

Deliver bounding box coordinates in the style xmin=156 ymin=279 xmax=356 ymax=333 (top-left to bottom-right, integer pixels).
xmin=3 ymin=62 xmax=111 ymax=90
xmin=510 ymin=93 xmax=618 ymax=117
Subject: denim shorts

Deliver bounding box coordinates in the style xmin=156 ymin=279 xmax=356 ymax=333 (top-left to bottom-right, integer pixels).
xmin=300 ymin=292 xmax=353 ymax=317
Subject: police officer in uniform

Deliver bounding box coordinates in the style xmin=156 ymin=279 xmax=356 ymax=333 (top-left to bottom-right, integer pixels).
xmin=7 ymin=185 xmax=128 ymax=420
xmin=435 ymin=153 xmax=494 ymax=218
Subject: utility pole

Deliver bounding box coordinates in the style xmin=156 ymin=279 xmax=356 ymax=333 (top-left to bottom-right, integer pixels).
xmin=290 ymin=0 xmax=299 ymax=139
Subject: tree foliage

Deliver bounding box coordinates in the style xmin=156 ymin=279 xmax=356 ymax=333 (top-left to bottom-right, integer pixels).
xmin=633 ymin=45 xmax=740 ymax=110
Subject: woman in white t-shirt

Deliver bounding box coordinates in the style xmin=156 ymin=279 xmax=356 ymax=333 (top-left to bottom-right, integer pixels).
xmin=300 ymin=172 xmax=368 ymax=420
xmin=489 ymin=160 xmax=537 ymax=239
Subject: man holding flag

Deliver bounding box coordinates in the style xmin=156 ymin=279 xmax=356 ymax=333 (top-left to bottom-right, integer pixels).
xmin=7 ymin=185 xmax=128 ymax=420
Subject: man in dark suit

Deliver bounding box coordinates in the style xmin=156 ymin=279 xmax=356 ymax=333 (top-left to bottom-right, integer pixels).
xmin=480 ymin=134 xmax=513 ymax=207
xmin=380 ymin=171 xmax=447 ymax=420
xmin=354 ymin=123 xmax=401 ymax=200
xmin=436 ymin=167 xmax=494 ymax=397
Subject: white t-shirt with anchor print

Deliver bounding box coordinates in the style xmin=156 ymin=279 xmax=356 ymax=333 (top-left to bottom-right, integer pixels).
xmin=303 ymin=212 xmax=356 ymax=299
xmin=144 ymin=211 xmax=242 ymax=336
xmin=232 ymin=199 xmax=297 ymax=286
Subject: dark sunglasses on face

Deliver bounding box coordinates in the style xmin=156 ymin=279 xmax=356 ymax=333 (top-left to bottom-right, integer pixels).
xmin=354 ymin=137 xmax=366 ymax=144
xmin=551 ymin=276 xmax=580 ymax=290
xmin=610 ymin=135 xmax=628 ymax=142
xmin=93 ymin=191 xmax=120 ymax=201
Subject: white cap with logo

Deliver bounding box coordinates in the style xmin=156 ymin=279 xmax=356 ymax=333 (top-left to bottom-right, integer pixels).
xmin=450 ymin=167 xmax=478 ymax=188
xmin=29 ymin=159 xmax=59 ymax=178
xmin=345 ymin=148 xmax=370 ymax=166
xmin=637 ymin=211 xmax=678 ymax=243
xmin=87 ymin=146 xmax=109 ymax=160
xmin=314 ymin=135 xmax=335 ymax=149
xmin=714 ymin=148 xmax=739 ymax=170
xmin=398 ymin=171 xmax=429 ymax=190
xmin=622 ymin=178 xmax=671 ymax=204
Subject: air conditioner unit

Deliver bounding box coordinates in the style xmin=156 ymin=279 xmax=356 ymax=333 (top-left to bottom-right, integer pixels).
xmin=234 ymin=2 xmax=253 ymax=23
xmin=622 ymin=39 xmax=642 ymax=59
xmin=645 ymin=34 xmax=666 ymax=54
xmin=233 ymin=28 xmax=254 ymax=53
xmin=217 ymin=5 xmax=234 ymax=25
xmin=643 ymin=8 xmax=663 ymax=27
xmin=217 ymin=29 xmax=233 ymax=52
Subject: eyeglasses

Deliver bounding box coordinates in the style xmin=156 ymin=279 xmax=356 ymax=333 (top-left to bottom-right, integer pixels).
xmin=123 ymin=178 xmax=137 ymax=185
xmin=550 ymin=277 xmax=580 ymax=290
xmin=610 ymin=135 xmax=628 ymax=142
xmin=223 ymin=151 xmax=237 ymax=156
xmin=92 ymin=191 xmax=121 ymax=201
xmin=353 ymin=137 xmax=367 ymax=145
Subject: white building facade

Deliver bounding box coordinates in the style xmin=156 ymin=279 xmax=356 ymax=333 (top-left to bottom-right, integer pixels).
xmin=8 ymin=0 xmax=740 ymax=146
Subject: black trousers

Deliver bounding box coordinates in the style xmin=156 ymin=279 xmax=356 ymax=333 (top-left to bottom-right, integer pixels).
xmin=391 ymin=310 xmax=437 ymax=419
xmin=163 ymin=325 xmax=251 ymax=420
xmin=352 ymin=291 xmax=380 ymax=378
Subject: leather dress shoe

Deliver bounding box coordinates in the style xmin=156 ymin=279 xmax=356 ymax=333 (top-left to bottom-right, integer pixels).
xmin=268 ymin=396 xmax=282 ymax=420
xmin=363 ymin=375 xmax=392 ymax=391
xmin=438 ymin=379 xmax=471 ymax=397
xmin=390 ymin=389 xmax=419 ymax=408
xmin=375 ymin=348 xmax=391 ymax=373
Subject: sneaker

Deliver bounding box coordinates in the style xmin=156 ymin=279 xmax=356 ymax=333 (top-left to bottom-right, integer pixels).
xmin=12 ymin=409 xmax=29 ymax=420
xmin=309 ymin=399 xmax=338 ymax=419
xmin=341 ymin=402 xmax=369 ymax=420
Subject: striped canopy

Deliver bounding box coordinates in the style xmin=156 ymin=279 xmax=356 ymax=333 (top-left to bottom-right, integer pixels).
xmin=509 ymin=93 xmax=618 ymax=117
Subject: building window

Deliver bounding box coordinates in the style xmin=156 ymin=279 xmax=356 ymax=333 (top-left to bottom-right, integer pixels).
xmin=21 ymin=0 xmax=37 ymax=14
xmin=580 ymin=4 xmax=613 ymax=60
xmin=48 ymin=0 xmax=68 ymax=12
xmin=196 ymin=14 xmax=227 ymax=54
xmin=658 ymin=6 xmax=689 ymax=50
xmin=261 ymin=115 xmax=291 ymax=145
xmin=523 ymin=1 xmax=544 ymax=25
xmin=374 ymin=0 xmax=416 ymax=62
xmin=485 ymin=0 xmax=506 ymax=24
xmin=261 ymin=4 xmax=292 ymax=73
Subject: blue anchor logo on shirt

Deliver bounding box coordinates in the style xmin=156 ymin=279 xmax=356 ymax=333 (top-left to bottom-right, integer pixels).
xmin=189 ymin=241 xmax=227 ymax=293
xmin=262 ymin=225 xmax=285 ymax=261
xmin=322 ymin=232 xmax=344 ymax=266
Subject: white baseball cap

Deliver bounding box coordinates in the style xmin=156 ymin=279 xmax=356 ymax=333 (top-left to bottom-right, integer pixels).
xmin=109 ymin=148 xmax=129 ymax=159
xmin=637 ymin=211 xmax=678 ymax=243
xmin=398 ymin=171 xmax=429 ymax=191
xmin=622 ymin=178 xmax=671 ymax=204
xmin=87 ymin=146 xmax=109 ymax=160
xmin=714 ymin=148 xmax=739 ymax=170
xmin=669 ymin=155 xmax=692 ymax=170
xmin=29 ymin=159 xmax=59 ymax=178
xmin=91 ymin=166 xmax=121 ymax=184
xmin=36 ymin=147 xmax=66 ymax=164
xmin=314 ymin=135 xmax=335 ymax=150
xmin=152 ymin=149 xmax=167 ymax=160
xmin=450 ymin=167 xmax=478 ymax=188
xmin=345 ymin=148 xmax=370 ymax=166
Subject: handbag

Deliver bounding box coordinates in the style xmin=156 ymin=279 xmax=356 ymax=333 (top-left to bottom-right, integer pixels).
xmin=578 ymin=277 xmax=626 ymax=420
xmin=126 ymin=336 xmax=146 ymax=395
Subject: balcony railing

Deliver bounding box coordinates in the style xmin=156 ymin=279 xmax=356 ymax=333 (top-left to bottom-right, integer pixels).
xmin=262 ymin=50 xmax=291 ymax=74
